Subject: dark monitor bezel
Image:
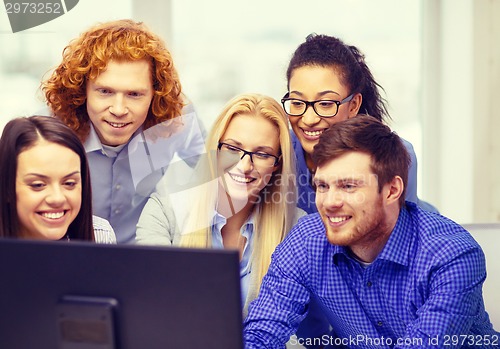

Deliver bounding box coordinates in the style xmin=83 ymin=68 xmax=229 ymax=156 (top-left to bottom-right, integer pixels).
xmin=0 ymin=238 xmax=243 ymax=349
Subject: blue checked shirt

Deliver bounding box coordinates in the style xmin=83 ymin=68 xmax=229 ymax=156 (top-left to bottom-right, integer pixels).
xmin=244 ymin=202 xmax=498 ymax=349
xmin=85 ymin=108 xmax=205 ymax=244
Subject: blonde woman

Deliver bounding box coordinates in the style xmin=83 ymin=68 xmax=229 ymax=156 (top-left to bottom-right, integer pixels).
xmin=136 ymin=93 xmax=302 ymax=312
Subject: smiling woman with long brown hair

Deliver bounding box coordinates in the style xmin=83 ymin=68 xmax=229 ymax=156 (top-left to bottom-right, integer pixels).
xmin=0 ymin=115 xmax=115 ymax=243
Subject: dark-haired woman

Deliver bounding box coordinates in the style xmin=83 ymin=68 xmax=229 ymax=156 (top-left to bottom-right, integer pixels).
xmin=0 ymin=116 xmax=115 ymax=243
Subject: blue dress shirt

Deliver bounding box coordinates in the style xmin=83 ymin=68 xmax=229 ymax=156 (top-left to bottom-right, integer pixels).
xmin=244 ymin=202 xmax=498 ymax=349
xmin=85 ymin=110 xmax=206 ymax=243
xmin=291 ymin=132 xmax=438 ymax=348
xmin=211 ymin=211 xmax=254 ymax=306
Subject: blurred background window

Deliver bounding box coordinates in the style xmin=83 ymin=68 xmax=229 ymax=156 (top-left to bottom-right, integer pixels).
xmin=1 ymin=0 xmax=499 ymax=224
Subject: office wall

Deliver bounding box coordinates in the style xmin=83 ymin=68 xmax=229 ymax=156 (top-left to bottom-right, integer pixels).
xmin=422 ymin=0 xmax=500 ymax=223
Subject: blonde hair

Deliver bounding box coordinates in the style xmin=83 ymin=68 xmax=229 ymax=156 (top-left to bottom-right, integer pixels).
xmin=179 ymin=93 xmax=297 ymax=296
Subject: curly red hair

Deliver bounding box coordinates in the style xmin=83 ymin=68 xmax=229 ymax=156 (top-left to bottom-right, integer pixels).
xmin=42 ymin=19 xmax=184 ymax=141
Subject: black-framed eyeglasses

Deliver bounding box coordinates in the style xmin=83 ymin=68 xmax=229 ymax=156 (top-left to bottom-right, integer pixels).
xmin=218 ymin=142 xmax=280 ymax=167
xmin=281 ymin=93 xmax=354 ymax=118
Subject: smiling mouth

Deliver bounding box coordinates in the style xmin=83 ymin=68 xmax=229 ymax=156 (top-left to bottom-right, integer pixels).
xmin=302 ymin=129 xmax=324 ymax=137
xmin=106 ymin=121 xmax=130 ymax=128
xmin=328 ymin=215 xmax=351 ymax=224
xmin=229 ymin=173 xmax=255 ymax=184
xmin=39 ymin=211 xmax=66 ymax=220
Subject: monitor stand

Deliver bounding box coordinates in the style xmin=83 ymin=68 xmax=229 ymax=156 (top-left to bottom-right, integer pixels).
xmin=56 ymin=295 xmax=118 ymax=349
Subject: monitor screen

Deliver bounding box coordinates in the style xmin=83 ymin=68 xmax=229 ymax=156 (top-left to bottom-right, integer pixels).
xmin=0 ymin=239 xmax=243 ymax=349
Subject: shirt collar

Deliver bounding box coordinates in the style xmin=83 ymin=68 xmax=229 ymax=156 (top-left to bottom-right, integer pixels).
xmin=211 ymin=210 xmax=255 ymax=234
xmin=212 ymin=210 xmax=226 ymax=232
xmin=377 ymin=203 xmax=415 ymax=266
xmin=210 ymin=210 xmax=255 ymax=251
xmin=291 ymin=132 xmax=310 ymax=176
xmin=331 ymin=203 xmax=415 ymax=267
xmin=84 ymin=123 xmax=144 ymax=156
xmin=83 ymin=124 xmax=103 ymax=153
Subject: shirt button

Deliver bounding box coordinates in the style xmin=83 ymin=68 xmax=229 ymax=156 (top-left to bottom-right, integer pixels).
xmin=114 ymin=209 xmax=120 ymax=214
xmin=366 ymin=281 xmax=372 ymax=287
xmin=377 ymin=321 xmax=383 ymax=327
xmin=115 ymin=184 xmax=121 ymax=190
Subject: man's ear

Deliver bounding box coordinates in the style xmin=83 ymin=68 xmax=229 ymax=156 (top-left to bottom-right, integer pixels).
xmin=384 ymin=175 xmax=404 ymax=205
xmin=348 ymin=92 xmax=363 ymax=117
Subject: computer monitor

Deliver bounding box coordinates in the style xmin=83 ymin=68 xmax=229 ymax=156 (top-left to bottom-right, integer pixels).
xmin=0 ymin=239 xmax=243 ymax=349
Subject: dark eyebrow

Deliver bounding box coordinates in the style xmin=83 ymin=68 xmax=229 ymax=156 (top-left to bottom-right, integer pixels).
xmin=289 ymin=90 xmax=341 ymax=98
xmin=338 ymin=178 xmax=365 ymax=185
xmin=24 ymin=171 xmax=81 ymax=179
xmin=313 ymin=176 xmax=366 ymax=186
xmin=64 ymin=171 xmax=81 ymax=179
xmin=312 ymin=178 xmax=323 ymax=186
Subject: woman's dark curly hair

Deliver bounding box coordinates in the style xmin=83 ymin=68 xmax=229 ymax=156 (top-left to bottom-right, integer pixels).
xmin=286 ymin=33 xmax=389 ymax=122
